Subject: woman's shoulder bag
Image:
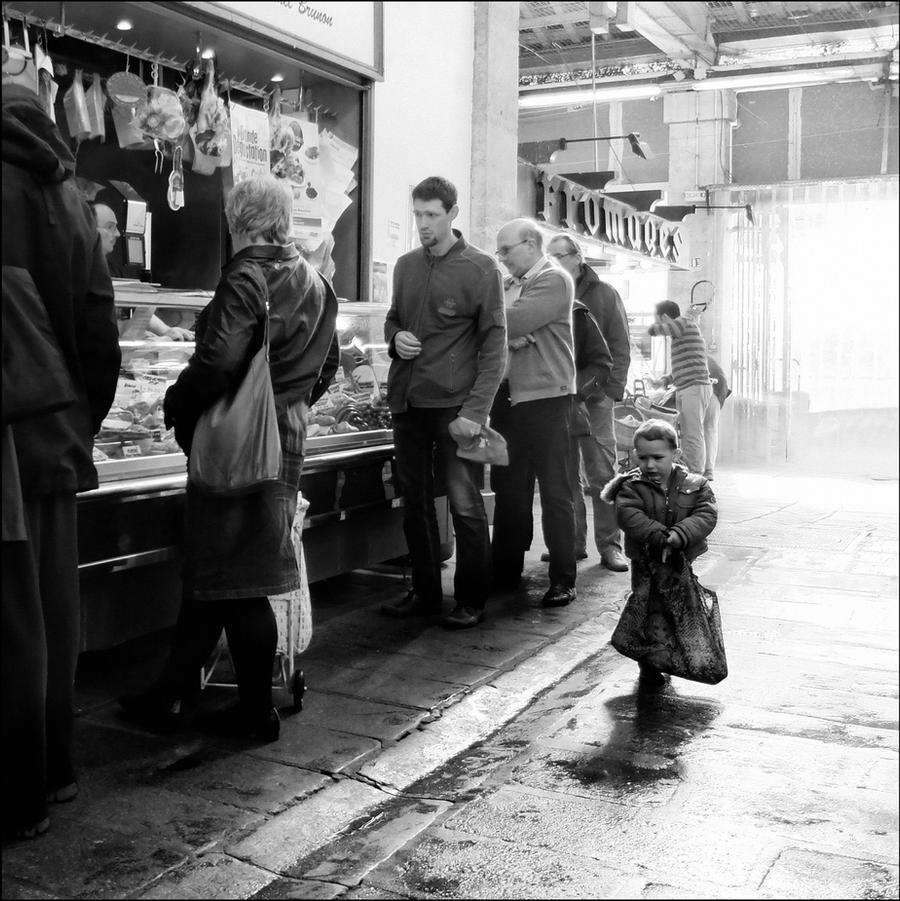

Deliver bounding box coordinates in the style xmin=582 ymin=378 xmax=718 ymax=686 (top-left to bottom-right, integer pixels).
xmin=188 ymin=265 xmax=283 ymax=495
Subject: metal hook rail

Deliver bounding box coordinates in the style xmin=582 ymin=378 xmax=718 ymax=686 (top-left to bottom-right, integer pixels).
xmin=4 ymin=5 xmax=269 ymax=99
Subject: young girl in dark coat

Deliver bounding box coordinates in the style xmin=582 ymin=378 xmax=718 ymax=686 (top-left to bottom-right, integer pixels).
xmin=601 ymin=418 xmax=717 ymax=686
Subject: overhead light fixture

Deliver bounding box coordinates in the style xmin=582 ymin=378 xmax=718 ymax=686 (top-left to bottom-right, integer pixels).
xmin=692 ymin=66 xmax=858 ymax=92
xmin=270 ymin=74 xmax=284 ymax=83
xmin=201 ymin=48 xmax=216 ymax=60
xmin=520 ymin=83 xmax=662 ymax=109
xmin=116 ymin=19 xmax=133 ymax=31
xmin=550 ymin=132 xmax=652 ymax=162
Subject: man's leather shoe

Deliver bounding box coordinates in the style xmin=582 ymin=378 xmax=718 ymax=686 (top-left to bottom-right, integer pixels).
xmin=541 ymin=584 xmax=576 ymax=608
xmin=540 ymin=551 xmax=588 ymax=562
xmin=380 ymin=591 xmax=440 ymax=618
xmin=600 ymin=548 xmax=629 ymax=572
xmin=441 ymin=604 xmax=484 ymax=629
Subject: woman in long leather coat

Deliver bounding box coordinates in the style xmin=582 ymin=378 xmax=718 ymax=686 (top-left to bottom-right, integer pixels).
xmin=121 ymin=175 xmax=337 ymax=741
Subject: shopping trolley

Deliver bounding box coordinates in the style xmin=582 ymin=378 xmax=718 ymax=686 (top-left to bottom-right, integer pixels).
xmin=634 ymin=394 xmax=680 ymax=431
xmin=200 ymin=493 xmax=311 ymax=712
xmin=614 ymin=406 xmax=646 ymax=471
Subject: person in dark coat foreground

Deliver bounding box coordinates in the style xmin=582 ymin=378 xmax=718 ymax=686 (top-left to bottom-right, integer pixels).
xmin=2 ymin=48 xmax=121 ymax=842
xmin=120 ymin=175 xmax=338 ymax=743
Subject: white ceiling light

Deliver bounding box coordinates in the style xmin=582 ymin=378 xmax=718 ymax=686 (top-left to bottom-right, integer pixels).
xmin=692 ymin=66 xmax=859 ymax=92
xmin=116 ymin=19 xmax=133 ymax=31
xmin=519 ymin=83 xmax=662 ymax=109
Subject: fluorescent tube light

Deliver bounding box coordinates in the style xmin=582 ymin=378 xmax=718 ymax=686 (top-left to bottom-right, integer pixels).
xmin=692 ymin=66 xmax=858 ymax=91
xmin=519 ymin=83 xmax=662 ymax=109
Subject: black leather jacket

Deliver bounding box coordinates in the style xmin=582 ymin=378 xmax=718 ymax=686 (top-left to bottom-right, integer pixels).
xmin=164 ymin=243 xmax=338 ymax=455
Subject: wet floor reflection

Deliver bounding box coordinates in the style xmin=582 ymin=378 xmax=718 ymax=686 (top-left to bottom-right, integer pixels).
xmin=550 ymin=685 xmax=724 ymax=789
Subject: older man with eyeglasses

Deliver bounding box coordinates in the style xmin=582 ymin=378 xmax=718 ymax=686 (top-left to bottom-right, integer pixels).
xmin=546 ymin=235 xmax=632 ymax=572
xmin=490 ymin=219 xmax=578 ymax=608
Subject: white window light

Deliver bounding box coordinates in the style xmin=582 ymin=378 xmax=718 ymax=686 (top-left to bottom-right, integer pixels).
xmin=519 ymin=83 xmax=662 ymax=109
xmin=692 ymin=66 xmax=859 ymax=91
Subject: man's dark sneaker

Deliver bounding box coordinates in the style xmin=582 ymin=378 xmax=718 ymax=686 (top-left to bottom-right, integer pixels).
xmin=638 ymin=661 xmax=669 ymax=688
xmin=380 ymin=590 xmax=441 ymax=618
xmin=203 ymin=704 xmax=280 ymax=743
xmin=540 ymin=550 xmax=588 ymax=562
xmin=118 ymin=692 xmax=193 ymax=734
xmin=600 ymin=548 xmax=629 ymax=572
xmin=441 ymin=604 xmax=484 ymax=629
xmin=541 ymin=584 xmax=576 ymax=608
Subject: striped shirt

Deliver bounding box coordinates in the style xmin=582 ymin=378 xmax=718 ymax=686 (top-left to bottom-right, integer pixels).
xmin=648 ymin=316 xmax=711 ymax=389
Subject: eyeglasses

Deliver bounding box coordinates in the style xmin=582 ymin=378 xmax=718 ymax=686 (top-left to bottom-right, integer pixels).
xmin=549 ymin=251 xmax=575 ymax=260
xmin=496 ymin=239 xmax=529 ymax=257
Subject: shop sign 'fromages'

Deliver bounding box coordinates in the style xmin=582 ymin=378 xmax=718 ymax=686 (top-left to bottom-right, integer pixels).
xmin=536 ymin=170 xmax=689 ymax=267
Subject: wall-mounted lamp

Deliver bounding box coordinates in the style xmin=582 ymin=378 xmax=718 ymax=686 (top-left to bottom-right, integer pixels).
xmin=704 ymin=203 xmax=754 ymax=225
xmin=694 ymin=192 xmax=755 ymax=225
xmin=550 ymin=132 xmax=652 ymax=163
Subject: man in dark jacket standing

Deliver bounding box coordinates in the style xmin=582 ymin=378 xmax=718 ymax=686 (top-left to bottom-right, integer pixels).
xmin=547 ymin=235 xmax=631 ymax=571
xmin=381 ymin=176 xmax=507 ymax=629
xmin=2 ymin=49 xmax=121 ymax=840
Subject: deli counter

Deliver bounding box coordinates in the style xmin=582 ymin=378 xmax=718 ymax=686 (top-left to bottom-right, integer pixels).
xmin=77 ymin=283 xmax=450 ymax=651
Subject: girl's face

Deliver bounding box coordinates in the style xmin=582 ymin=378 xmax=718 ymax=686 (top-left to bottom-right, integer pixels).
xmin=634 ymin=436 xmax=678 ymax=485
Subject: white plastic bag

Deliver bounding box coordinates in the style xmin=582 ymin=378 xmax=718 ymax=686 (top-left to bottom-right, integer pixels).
xmin=269 ymin=493 xmax=313 ymax=656
xmin=63 ymin=69 xmax=91 ymax=141
xmin=86 ymin=73 xmax=105 ymax=142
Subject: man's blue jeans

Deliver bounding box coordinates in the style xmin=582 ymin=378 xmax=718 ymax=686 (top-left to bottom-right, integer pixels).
xmin=392 ymin=406 xmax=491 ymax=610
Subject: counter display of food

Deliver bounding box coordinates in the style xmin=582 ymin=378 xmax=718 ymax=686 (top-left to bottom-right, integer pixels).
xmin=77 ymin=288 xmax=451 ymax=651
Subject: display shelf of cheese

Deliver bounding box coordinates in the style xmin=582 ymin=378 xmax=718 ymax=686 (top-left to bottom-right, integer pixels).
xmin=94 ymin=296 xmax=395 ymax=482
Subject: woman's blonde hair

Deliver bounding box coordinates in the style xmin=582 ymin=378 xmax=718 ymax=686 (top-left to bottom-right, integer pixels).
xmin=225 ymin=175 xmax=293 ymax=244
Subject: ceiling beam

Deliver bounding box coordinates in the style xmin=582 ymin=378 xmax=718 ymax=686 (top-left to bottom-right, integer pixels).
xmin=520 ymin=12 xmax=590 ymax=31
xmin=519 ymin=38 xmax=666 ymax=72
xmin=628 ymin=1 xmax=717 ymax=64
xmin=730 ymin=1 xmax=752 ymax=25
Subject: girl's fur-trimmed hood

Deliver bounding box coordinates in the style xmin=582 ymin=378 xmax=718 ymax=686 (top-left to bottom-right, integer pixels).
xmin=601 ymin=468 xmax=641 ymax=503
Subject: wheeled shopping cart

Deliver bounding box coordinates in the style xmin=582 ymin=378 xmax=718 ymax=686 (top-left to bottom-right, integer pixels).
xmin=200 ymin=494 xmax=312 ymax=712
xmin=613 ymin=381 xmax=682 ymax=471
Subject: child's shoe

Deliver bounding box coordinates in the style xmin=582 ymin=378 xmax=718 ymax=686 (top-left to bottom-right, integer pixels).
xmin=638 ymin=660 xmax=669 ymax=688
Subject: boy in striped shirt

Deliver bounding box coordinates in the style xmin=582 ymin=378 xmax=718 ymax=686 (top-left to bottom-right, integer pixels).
xmin=648 ymin=301 xmax=713 ymax=475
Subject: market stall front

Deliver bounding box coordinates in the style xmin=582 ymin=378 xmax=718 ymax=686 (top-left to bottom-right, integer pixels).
xmin=4 ymin=1 xmax=454 ymax=650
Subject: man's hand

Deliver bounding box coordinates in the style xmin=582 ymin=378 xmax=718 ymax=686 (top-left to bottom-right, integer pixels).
xmin=509 ymin=333 xmax=536 ymax=352
xmin=450 ymin=415 xmax=481 ymax=439
xmin=393 ymin=330 xmax=422 ymax=360
xmin=666 ymin=530 xmax=684 ymax=549
xmin=165 ymin=326 xmax=194 ymax=341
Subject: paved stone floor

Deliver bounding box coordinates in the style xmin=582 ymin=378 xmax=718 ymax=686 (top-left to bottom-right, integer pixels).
xmin=2 ymin=464 xmax=897 ymax=899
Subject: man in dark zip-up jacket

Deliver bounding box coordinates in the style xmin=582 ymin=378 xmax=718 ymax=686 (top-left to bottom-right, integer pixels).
xmin=381 ymin=176 xmax=507 ymax=629
xmin=548 ymin=235 xmax=631 ymax=572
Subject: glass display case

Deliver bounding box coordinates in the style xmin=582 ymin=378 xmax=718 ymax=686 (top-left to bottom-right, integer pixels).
xmin=93 ymin=288 xmax=395 ymax=482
